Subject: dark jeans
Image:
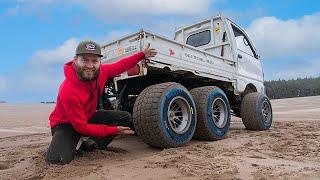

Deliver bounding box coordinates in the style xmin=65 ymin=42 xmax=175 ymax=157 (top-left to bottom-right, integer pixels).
xmin=45 ymin=110 xmax=131 ymax=165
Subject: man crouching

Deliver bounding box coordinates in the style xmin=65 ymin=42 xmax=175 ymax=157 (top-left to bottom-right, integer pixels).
xmin=45 ymin=40 xmax=157 ymax=165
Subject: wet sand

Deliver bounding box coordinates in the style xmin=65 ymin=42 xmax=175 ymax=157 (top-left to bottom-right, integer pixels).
xmin=0 ymin=96 xmax=319 ymax=179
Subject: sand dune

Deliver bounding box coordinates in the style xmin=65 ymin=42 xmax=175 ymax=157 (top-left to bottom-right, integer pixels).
xmin=0 ymin=96 xmax=319 ymax=179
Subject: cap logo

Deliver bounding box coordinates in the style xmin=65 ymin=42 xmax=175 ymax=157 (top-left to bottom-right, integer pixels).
xmin=85 ymin=43 xmax=96 ymax=51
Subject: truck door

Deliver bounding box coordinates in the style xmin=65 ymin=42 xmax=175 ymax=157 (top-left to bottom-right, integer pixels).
xmin=231 ymin=24 xmax=263 ymax=82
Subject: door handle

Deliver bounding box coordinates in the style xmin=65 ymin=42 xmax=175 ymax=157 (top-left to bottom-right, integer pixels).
xmin=238 ymin=54 xmax=242 ymax=59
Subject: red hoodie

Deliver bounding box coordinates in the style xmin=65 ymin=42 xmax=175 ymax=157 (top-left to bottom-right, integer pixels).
xmin=49 ymin=52 xmax=145 ymax=137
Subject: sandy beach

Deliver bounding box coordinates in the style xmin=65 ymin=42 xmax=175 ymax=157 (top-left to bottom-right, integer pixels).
xmin=0 ymin=96 xmax=319 ymax=179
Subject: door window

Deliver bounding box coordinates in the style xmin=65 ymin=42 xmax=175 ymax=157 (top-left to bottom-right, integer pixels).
xmin=232 ymin=25 xmax=257 ymax=58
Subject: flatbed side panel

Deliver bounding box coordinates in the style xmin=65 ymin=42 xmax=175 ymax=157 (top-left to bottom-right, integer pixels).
xmin=101 ymin=30 xmax=237 ymax=83
xmin=142 ymin=32 xmax=236 ymax=82
xmin=101 ymin=32 xmax=142 ymax=64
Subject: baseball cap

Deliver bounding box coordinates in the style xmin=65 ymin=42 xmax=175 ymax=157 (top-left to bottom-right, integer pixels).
xmin=76 ymin=40 xmax=103 ymax=57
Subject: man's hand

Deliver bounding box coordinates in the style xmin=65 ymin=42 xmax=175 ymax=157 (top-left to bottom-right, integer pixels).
xmin=143 ymin=43 xmax=157 ymax=59
xmin=117 ymin=126 xmax=135 ymax=135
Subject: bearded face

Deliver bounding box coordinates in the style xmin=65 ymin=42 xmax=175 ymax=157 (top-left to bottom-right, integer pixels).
xmin=74 ymin=54 xmax=101 ymax=81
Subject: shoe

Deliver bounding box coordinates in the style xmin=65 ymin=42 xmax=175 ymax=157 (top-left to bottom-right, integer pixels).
xmin=79 ymin=139 xmax=98 ymax=152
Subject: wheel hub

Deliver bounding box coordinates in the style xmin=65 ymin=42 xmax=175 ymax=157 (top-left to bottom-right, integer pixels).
xmin=262 ymin=100 xmax=271 ymax=123
xmin=167 ymin=96 xmax=192 ymax=134
xmin=211 ymin=97 xmax=228 ymax=129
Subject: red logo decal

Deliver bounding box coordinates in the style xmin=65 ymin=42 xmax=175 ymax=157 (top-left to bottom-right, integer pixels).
xmin=169 ymin=49 xmax=175 ymax=56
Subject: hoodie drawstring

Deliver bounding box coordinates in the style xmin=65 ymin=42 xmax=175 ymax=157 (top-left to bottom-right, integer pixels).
xmin=89 ymin=82 xmax=94 ymax=112
xmin=96 ymin=79 xmax=104 ymax=111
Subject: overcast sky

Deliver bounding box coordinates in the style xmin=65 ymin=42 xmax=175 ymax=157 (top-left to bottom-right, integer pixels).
xmin=0 ymin=0 xmax=319 ymax=102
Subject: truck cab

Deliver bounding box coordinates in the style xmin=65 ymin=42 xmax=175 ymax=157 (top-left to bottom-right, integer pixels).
xmin=174 ymin=15 xmax=264 ymax=94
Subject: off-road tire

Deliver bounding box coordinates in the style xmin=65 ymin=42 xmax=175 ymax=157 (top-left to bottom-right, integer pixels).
xmin=241 ymin=92 xmax=273 ymax=130
xmin=190 ymin=86 xmax=231 ymax=140
xmin=133 ymin=82 xmax=197 ymax=148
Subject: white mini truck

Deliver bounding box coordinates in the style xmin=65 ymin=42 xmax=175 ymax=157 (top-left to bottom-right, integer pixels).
xmin=101 ymin=15 xmax=273 ymax=148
